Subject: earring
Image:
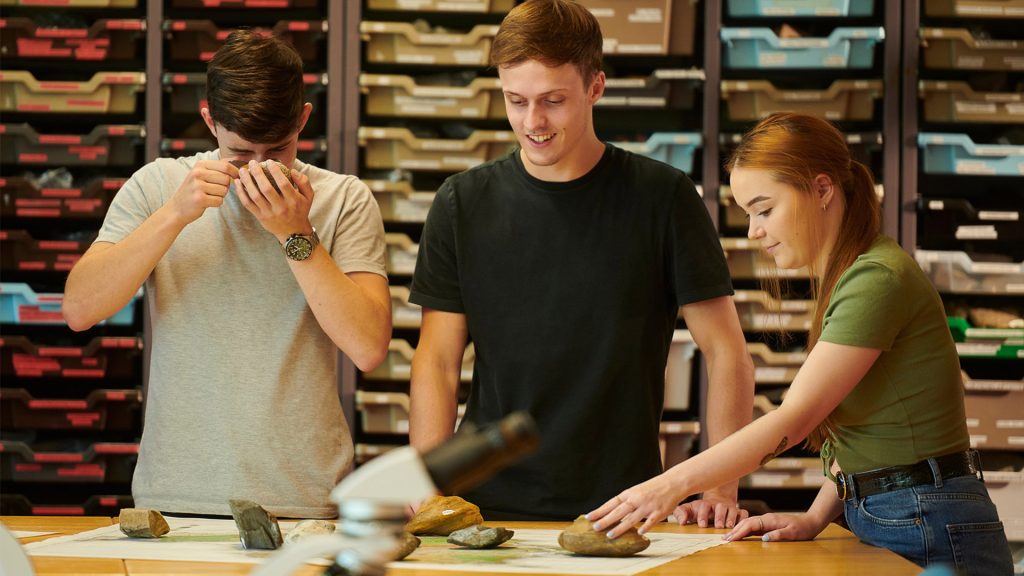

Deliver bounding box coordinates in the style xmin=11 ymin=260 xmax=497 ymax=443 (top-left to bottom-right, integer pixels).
xmin=821 ymin=204 xmax=827 ymax=212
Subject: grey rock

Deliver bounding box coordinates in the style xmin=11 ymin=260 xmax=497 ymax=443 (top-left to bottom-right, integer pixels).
xmin=284 ymin=519 xmax=336 ymax=545
xmin=229 ymin=499 xmax=283 ymax=550
xmin=447 ymin=525 xmax=514 ymax=549
xmin=118 ymin=508 xmax=169 ymax=538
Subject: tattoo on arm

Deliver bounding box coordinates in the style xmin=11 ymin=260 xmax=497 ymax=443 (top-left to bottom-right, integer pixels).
xmin=760 ymin=436 xmax=789 ymax=465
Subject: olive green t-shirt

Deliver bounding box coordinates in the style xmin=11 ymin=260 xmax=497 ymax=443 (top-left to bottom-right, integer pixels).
xmin=819 ymin=236 xmax=969 ymax=478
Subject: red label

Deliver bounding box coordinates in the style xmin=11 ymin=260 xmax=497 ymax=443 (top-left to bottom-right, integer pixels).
xmin=38 ymin=135 xmax=81 ymax=145
xmin=107 ymin=126 xmax=127 ymax=136
xmin=99 ymin=497 xmax=118 ymax=506
xmin=17 ymin=104 xmax=51 ymax=112
xmin=17 ymin=262 xmax=46 ymax=270
xmin=94 ymin=443 xmax=139 ymax=454
xmin=34 ymin=506 xmax=85 ymax=515
xmin=36 ymin=452 xmax=83 ymax=463
xmin=36 ymin=28 xmax=87 ymax=39
xmin=63 ymin=368 xmax=105 ymax=378
xmin=28 ymin=399 xmax=88 ymax=410
xmin=288 ymin=22 xmax=311 ymax=32
xmin=58 ymin=464 xmax=104 ymax=478
xmin=15 ymin=464 xmax=42 ymax=472
xmin=171 ymin=22 xmax=187 ymax=31
xmin=18 ymin=153 xmax=49 ymax=163
xmin=106 ymin=391 xmax=127 ymax=401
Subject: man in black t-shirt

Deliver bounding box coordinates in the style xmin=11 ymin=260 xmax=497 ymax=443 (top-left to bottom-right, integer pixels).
xmin=408 ymin=0 xmax=755 ymax=526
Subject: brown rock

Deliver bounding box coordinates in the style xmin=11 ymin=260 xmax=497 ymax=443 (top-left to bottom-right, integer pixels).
xmin=969 ymin=307 xmax=1023 ymax=329
xmin=228 ymin=159 xmax=293 ymax=194
xmin=558 ymin=515 xmax=650 ymax=557
xmin=394 ymin=531 xmax=421 ymax=560
xmin=118 ymin=508 xmax=170 ymax=538
xmin=404 ymin=495 xmax=483 ymax=536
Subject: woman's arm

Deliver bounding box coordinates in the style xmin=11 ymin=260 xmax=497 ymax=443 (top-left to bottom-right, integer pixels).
xmin=589 ymin=341 xmax=881 ymax=538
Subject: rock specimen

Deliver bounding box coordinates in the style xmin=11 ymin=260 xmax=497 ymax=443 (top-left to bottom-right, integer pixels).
xmin=118 ymin=508 xmax=170 ymax=538
xmin=394 ymin=531 xmax=421 ymax=560
xmin=284 ymin=519 xmax=335 ymax=545
xmin=969 ymin=307 xmax=1023 ymax=329
xmin=229 ymin=499 xmax=283 ymax=550
xmin=558 ymin=515 xmax=650 ymax=557
xmin=228 ymin=159 xmax=293 ymax=194
xmin=404 ymin=495 xmax=483 ymax=536
xmin=447 ymin=525 xmax=514 ymax=549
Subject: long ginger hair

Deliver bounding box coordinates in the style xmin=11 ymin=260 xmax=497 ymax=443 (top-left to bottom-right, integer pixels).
xmin=726 ymin=113 xmax=881 ymax=450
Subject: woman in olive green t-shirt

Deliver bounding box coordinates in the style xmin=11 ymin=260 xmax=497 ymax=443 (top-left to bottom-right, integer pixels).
xmin=587 ymin=113 xmax=1011 ymax=574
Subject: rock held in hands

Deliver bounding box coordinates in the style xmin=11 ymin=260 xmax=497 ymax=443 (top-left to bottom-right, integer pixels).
xmin=404 ymin=495 xmax=484 ymax=536
xmin=118 ymin=508 xmax=170 ymax=538
xmin=558 ymin=515 xmax=650 ymax=557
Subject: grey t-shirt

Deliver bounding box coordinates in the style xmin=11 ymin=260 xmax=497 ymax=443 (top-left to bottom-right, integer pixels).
xmin=97 ymin=150 xmax=386 ymax=517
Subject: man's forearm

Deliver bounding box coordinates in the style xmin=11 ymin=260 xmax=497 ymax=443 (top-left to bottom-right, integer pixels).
xmin=64 ymin=204 xmax=186 ymax=331
xmin=286 ymin=249 xmax=391 ymax=372
xmin=409 ymin=359 xmax=460 ymax=452
xmin=703 ymin=348 xmax=755 ymax=498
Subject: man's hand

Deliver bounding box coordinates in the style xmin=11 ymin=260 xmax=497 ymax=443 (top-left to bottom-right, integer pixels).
xmin=672 ymin=487 xmax=748 ymax=529
xmin=169 ymin=160 xmax=239 ymax=225
xmin=234 ymin=160 xmax=314 ymax=241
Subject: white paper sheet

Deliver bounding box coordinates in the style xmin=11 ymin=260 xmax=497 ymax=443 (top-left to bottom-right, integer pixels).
xmin=24 ymin=518 xmax=726 ymax=575
xmin=393 ymin=529 xmax=727 ymax=575
xmin=12 ymin=530 xmax=57 ymax=539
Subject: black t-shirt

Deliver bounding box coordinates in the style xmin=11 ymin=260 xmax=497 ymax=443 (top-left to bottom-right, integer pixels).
xmin=410 ymin=144 xmax=732 ymax=520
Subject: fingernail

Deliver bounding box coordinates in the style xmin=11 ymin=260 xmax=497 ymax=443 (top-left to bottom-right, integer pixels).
xmin=699 ymin=521 xmax=706 ymax=528
xmin=606 ymin=531 xmax=615 ymax=539
xmin=637 ymin=528 xmax=646 ymax=536
xmin=591 ymin=523 xmax=601 ymax=531
xmin=722 ymin=535 xmax=731 ymax=541
xmin=583 ymin=513 xmax=591 ymax=521
xmin=762 ymin=534 xmax=770 ymax=542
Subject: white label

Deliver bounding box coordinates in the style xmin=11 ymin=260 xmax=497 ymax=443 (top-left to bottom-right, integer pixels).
xmin=748 ymin=473 xmax=787 ymax=487
xmin=956 ymin=225 xmax=998 ymax=240
xmin=966 ymin=418 xmax=980 ymax=427
xmin=997 ymin=420 xmax=1024 ymax=429
xmin=396 ymin=419 xmax=409 ymax=433
xmin=928 ymin=200 xmax=945 ymax=210
xmin=755 ymin=367 xmax=790 ymax=382
xmin=969 ymin=435 xmax=987 ymax=447
xmin=1010 ymin=436 xmax=1024 ymax=445
xmin=978 ymin=211 xmax=1018 ymax=221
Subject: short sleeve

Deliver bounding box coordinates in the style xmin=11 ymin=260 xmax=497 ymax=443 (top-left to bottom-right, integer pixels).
xmin=333 ymin=178 xmax=387 ymax=278
xmin=95 ymin=167 xmax=158 ymax=245
xmin=819 ymin=262 xmax=910 ymax=351
xmin=667 ymin=176 xmax=734 ymax=306
xmin=409 ymin=181 xmax=463 ymax=312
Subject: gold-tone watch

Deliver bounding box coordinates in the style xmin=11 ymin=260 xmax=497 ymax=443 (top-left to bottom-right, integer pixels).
xmin=283 ymin=227 xmax=320 ymax=261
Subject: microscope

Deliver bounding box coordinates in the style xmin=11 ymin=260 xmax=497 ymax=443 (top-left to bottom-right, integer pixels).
xmin=252 ymin=411 xmax=539 ymax=576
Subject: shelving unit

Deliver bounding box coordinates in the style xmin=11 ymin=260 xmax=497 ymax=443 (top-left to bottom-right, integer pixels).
xmin=1 ymin=1 xmax=1019 ymax=531
xmin=0 ymin=0 xmax=148 ymax=518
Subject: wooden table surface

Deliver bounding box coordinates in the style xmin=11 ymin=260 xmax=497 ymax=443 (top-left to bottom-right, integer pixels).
xmin=3 ymin=516 xmax=920 ymax=575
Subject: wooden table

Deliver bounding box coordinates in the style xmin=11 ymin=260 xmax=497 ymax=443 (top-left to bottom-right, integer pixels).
xmin=3 ymin=516 xmax=920 ymax=575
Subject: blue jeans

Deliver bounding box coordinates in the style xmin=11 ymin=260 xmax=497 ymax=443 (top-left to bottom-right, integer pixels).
xmin=843 ymin=473 xmax=1012 ymax=575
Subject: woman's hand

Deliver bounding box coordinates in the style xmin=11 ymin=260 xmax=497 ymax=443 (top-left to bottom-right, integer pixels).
xmin=586 ymin=474 xmax=686 ymax=539
xmin=723 ymin=512 xmax=826 ymax=542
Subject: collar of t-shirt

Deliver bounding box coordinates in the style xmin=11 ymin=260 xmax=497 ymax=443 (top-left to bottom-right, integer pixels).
xmin=511 ymin=142 xmax=615 ymax=194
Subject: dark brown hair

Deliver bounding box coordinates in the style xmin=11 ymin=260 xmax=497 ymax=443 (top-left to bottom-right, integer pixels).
xmin=490 ymin=0 xmax=603 ymax=84
xmin=726 ymin=112 xmax=881 ymax=449
xmin=206 ymin=29 xmax=305 ymax=143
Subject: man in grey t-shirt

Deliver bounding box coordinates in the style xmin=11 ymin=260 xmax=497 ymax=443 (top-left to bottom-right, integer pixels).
xmin=62 ymin=31 xmax=391 ymax=518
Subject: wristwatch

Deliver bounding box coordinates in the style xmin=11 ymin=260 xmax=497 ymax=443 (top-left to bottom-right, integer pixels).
xmin=282 ymin=228 xmax=320 ymax=261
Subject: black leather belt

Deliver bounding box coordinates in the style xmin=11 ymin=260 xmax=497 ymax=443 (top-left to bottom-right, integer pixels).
xmin=836 ymin=450 xmax=982 ymax=501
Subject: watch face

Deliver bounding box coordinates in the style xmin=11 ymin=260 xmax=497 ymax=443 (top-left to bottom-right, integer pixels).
xmin=285 ymin=237 xmax=313 ymax=260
